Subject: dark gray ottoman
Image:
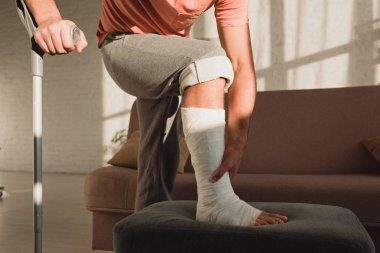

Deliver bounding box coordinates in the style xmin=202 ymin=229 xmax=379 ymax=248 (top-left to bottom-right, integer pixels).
xmin=113 ymin=200 xmax=375 ymax=253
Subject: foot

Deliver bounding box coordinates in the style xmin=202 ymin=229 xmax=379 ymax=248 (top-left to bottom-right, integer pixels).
xmin=251 ymin=211 xmax=288 ymax=226
xmin=196 ymin=193 xmax=288 ymax=227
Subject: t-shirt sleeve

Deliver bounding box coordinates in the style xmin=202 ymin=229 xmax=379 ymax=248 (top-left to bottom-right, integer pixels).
xmin=214 ymin=0 xmax=249 ymax=27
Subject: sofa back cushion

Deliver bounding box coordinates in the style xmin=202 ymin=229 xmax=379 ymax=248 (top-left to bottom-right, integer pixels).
xmin=237 ymin=85 xmax=380 ymax=174
xmin=129 ymin=85 xmax=380 ymax=175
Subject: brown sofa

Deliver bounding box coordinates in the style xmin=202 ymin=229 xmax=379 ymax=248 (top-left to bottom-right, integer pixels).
xmin=84 ymin=84 xmax=380 ymax=252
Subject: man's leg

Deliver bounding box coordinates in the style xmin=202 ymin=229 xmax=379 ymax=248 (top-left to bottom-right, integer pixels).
xmin=100 ymin=33 xmax=234 ymax=212
xmin=179 ymin=64 xmax=288 ymax=227
xmin=101 ymin=32 xmax=287 ymax=224
xmin=162 ymin=99 xmax=183 ymax=195
xmin=134 ymin=95 xmax=180 ymax=212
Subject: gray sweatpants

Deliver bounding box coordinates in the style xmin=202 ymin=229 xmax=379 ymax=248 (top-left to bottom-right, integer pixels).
xmin=100 ymin=32 xmax=234 ymax=212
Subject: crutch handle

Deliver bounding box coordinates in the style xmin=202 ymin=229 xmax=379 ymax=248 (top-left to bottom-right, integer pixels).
xmin=16 ymin=0 xmax=80 ymax=60
xmin=16 ymin=0 xmax=44 ymax=58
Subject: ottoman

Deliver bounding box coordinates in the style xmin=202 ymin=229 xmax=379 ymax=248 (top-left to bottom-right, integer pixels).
xmin=113 ymin=200 xmax=375 ymax=253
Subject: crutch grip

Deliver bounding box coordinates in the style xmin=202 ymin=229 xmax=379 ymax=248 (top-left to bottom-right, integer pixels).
xmin=31 ymin=37 xmax=45 ymax=58
xmin=16 ymin=0 xmax=80 ymax=59
xmin=16 ymin=0 xmax=44 ymax=56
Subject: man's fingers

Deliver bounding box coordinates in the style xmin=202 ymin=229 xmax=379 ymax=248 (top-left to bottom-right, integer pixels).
xmin=34 ymin=33 xmax=50 ymax=54
xmin=74 ymin=30 xmax=88 ymax=53
xmin=51 ymin=28 xmax=67 ymax=54
xmin=61 ymin=25 xmax=75 ymax=52
xmin=209 ymin=165 xmax=228 ymax=183
xmin=41 ymin=31 xmax=56 ymax=55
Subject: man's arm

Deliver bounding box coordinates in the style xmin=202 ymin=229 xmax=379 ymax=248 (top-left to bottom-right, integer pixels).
xmin=217 ymin=23 xmax=257 ymax=149
xmin=24 ymin=0 xmax=61 ymax=25
xmin=24 ymin=0 xmax=87 ymax=54
xmin=208 ymin=23 xmax=257 ymax=183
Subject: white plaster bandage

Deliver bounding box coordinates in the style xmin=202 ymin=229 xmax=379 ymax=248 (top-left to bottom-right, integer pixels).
xmin=181 ymin=106 xmax=263 ymax=226
xmin=179 ymin=56 xmax=235 ymax=95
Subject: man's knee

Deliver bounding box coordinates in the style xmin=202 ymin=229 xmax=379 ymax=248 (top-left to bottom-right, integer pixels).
xmin=179 ymin=43 xmax=235 ymax=96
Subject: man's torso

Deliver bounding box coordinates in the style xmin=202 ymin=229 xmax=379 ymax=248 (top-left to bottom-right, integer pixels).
xmin=96 ymin=0 xmax=248 ymax=48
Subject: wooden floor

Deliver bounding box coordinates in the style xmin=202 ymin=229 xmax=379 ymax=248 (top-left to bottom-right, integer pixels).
xmin=0 ymin=171 xmax=110 ymax=253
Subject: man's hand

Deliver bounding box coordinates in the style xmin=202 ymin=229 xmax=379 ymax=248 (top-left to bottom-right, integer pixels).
xmin=34 ymin=17 xmax=88 ymax=55
xmin=23 ymin=0 xmax=87 ymax=55
xmin=209 ymin=23 xmax=257 ymax=184
xmin=208 ymin=141 xmax=246 ymax=183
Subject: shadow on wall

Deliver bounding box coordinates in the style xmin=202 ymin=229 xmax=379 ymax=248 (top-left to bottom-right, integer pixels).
xmin=193 ymin=0 xmax=380 ymax=91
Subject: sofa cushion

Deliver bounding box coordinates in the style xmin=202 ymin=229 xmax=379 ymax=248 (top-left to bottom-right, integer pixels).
xmin=107 ymin=129 xmax=189 ymax=173
xmin=84 ymin=166 xmax=137 ymax=213
xmin=233 ymin=85 xmax=380 ymax=174
xmin=171 ymin=173 xmax=380 ymax=223
xmin=361 ymin=136 xmax=380 ymax=164
xmin=108 ymin=130 xmax=140 ymax=169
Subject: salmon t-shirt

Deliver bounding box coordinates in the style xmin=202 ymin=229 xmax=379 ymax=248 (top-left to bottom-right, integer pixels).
xmin=96 ymin=0 xmax=249 ymax=48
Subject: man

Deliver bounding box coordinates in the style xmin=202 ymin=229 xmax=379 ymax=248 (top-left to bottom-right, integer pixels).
xmin=26 ymin=0 xmax=288 ymax=226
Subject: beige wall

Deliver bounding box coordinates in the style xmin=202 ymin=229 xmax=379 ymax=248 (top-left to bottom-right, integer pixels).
xmin=0 ymin=0 xmax=379 ymax=173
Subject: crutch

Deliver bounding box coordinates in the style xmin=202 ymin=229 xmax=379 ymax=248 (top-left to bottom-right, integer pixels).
xmin=15 ymin=1 xmax=79 ymax=252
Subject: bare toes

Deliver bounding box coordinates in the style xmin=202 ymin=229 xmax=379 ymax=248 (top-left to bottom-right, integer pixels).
xmin=267 ymin=218 xmax=277 ymax=224
xmin=258 ymin=219 xmax=270 ymax=225
xmin=254 ymin=212 xmax=288 ymax=226
xmin=274 ymin=218 xmax=284 ymax=224
xmin=269 ymin=212 xmax=288 ymax=221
